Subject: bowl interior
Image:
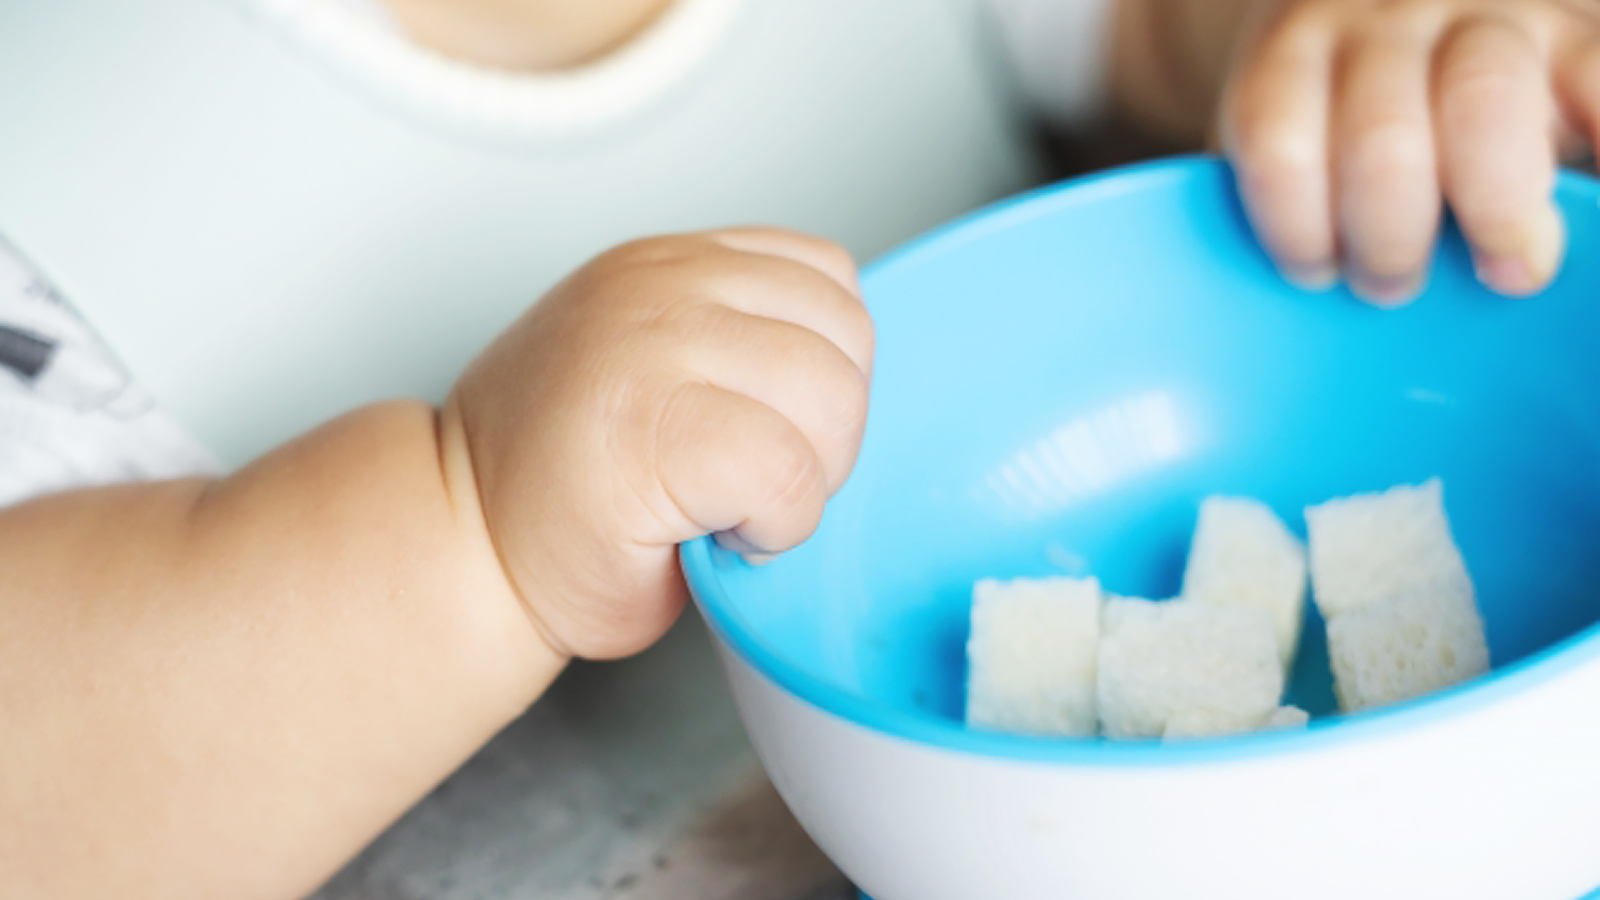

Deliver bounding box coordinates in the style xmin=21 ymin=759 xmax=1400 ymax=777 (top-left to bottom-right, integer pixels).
xmin=685 ymin=157 xmax=1600 ymax=750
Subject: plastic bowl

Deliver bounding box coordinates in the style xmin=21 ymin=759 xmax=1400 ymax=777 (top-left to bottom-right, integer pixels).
xmin=681 ymin=156 xmax=1600 ymax=899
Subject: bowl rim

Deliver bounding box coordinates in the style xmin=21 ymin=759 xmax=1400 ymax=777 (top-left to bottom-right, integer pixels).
xmin=680 ymin=154 xmax=1600 ymax=765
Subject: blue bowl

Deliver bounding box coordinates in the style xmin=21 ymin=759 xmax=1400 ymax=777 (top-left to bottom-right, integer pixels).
xmin=683 ymin=157 xmax=1600 ymax=898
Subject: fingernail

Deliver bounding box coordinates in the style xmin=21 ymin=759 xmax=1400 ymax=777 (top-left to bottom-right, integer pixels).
xmin=1282 ymin=262 xmax=1339 ymax=291
xmin=1475 ymin=255 xmax=1534 ymax=296
xmin=743 ymin=552 xmax=777 ymax=567
xmin=713 ymin=529 xmax=759 ymax=555
xmin=1477 ymin=207 xmax=1564 ymax=298
xmin=1350 ymin=272 xmax=1424 ymax=308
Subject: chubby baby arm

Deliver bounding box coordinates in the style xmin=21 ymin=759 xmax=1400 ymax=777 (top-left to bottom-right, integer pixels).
xmin=0 ymin=229 xmax=870 ymax=900
xmin=0 ymin=401 xmax=555 ymax=900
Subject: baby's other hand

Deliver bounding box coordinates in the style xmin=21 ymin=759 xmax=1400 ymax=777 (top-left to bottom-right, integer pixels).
xmin=1220 ymin=0 xmax=1600 ymax=304
xmin=448 ymin=230 xmax=871 ymax=659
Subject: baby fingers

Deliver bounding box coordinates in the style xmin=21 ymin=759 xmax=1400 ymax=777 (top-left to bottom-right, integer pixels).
xmin=654 ymin=382 xmax=832 ymax=560
xmin=1223 ymin=11 xmax=1339 ymax=289
xmin=1334 ymin=24 xmax=1442 ymax=305
xmin=1224 ymin=0 xmax=1576 ymax=304
xmin=1436 ymin=14 xmax=1563 ymax=297
xmin=678 ymin=305 xmax=871 ymax=496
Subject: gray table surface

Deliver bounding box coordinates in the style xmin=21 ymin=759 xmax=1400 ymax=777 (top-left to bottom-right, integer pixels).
xmin=311 ymin=613 xmax=856 ymax=900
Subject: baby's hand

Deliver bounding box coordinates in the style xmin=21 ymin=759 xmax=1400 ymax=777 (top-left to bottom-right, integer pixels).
xmin=447 ymin=230 xmax=871 ymax=659
xmin=1220 ymin=0 xmax=1600 ymax=304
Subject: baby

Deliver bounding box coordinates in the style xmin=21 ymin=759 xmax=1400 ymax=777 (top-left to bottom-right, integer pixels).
xmin=5 ymin=0 xmax=1600 ymax=897
xmin=3 ymin=229 xmax=869 ymax=899
xmin=372 ymin=0 xmax=1588 ymax=303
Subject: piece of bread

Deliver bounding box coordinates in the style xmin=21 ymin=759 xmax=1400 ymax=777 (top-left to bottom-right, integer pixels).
xmin=1162 ymin=704 xmax=1309 ymax=740
xmin=1097 ymin=597 xmax=1283 ymax=739
xmin=965 ymin=577 xmax=1102 ymax=736
xmin=1324 ymin=587 xmax=1491 ymax=711
xmin=1161 ymin=707 xmax=1269 ymax=739
xmin=1305 ymin=478 xmax=1471 ymax=617
xmin=1306 ymin=479 xmax=1490 ymax=711
xmin=1261 ymin=705 xmax=1310 ymax=730
xmin=1181 ymin=496 xmax=1308 ymax=672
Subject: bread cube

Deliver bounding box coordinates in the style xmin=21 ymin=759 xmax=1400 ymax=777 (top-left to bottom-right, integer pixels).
xmin=1161 ymin=707 xmax=1268 ymax=739
xmin=1262 ymin=705 xmax=1310 ymax=730
xmin=1305 ymin=479 xmax=1472 ymax=618
xmin=1162 ymin=704 xmax=1309 ymax=739
xmin=1325 ymin=588 xmax=1490 ymax=711
xmin=966 ymin=577 xmax=1102 ymax=735
xmin=1097 ymin=597 xmax=1283 ymax=739
xmin=1306 ymin=479 xmax=1490 ymax=711
xmin=1181 ymin=496 xmax=1308 ymax=671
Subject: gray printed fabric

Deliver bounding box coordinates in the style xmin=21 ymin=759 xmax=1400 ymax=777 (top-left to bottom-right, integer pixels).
xmin=0 ymin=233 xmax=219 ymax=507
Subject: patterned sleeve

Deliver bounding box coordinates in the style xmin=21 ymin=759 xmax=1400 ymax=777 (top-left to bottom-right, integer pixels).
xmin=0 ymin=234 xmax=220 ymax=508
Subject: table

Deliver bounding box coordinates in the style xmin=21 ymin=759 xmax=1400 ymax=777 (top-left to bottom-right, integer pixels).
xmin=311 ymin=614 xmax=857 ymax=900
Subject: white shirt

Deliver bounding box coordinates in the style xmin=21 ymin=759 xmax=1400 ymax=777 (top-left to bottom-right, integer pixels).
xmin=235 ymin=0 xmax=1111 ymax=137
xmin=232 ymin=0 xmax=744 ymax=138
xmin=0 ymin=0 xmax=1102 ymax=507
xmin=0 ymin=0 xmax=746 ymax=506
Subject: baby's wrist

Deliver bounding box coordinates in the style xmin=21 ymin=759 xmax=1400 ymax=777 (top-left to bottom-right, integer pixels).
xmin=436 ymin=396 xmax=573 ymax=672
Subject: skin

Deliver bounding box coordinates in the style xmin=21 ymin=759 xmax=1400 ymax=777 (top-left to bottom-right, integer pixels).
xmin=1115 ymin=0 xmax=1600 ymax=305
xmin=6 ymin=0 xmax=1591 ymax=894
xmin=0 ymin=230 xmax=871 ymax=899
xmin=381 ymin=0 xmax=677 ymax=71
xmin=389 ymin=0 xmax=1600 ymax=303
